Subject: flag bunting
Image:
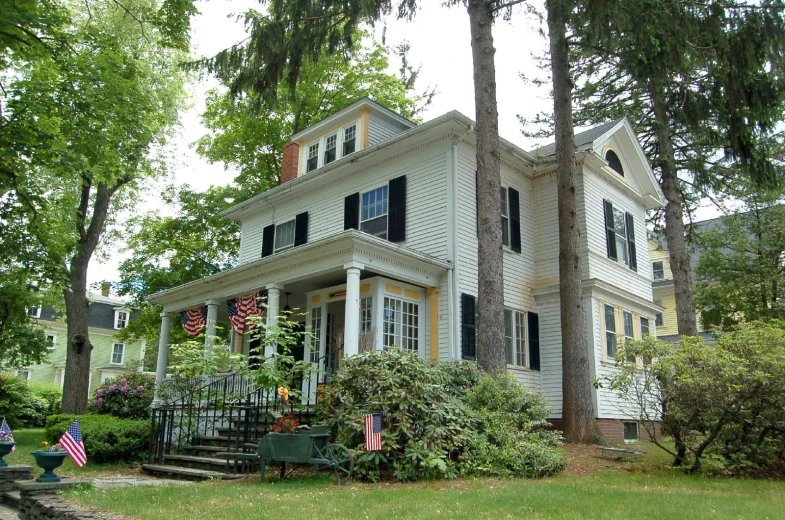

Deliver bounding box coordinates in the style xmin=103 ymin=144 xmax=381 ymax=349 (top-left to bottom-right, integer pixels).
xmin=227 ymin=290 xmax=267 ymax=335
xmin=180 ymin=306 xmax=208 ymax=336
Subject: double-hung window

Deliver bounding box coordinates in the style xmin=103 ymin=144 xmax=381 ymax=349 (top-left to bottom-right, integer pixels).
xmin=306 ymin=142 xmax=319 ymax=173
xmin=274 ymin=219 xmax=296 ymax=252
xmin=46 ymin=334 xmax=57 ymax=350
xmin=17 ymin=370 xmax=31 ymax=380
xmin=500 ymin=188 xmax=510 ymax=247
xmin=654 ymin=299 xmax=664 ymax=327
xmin=604 ymin=304 xmax=617 ymax=358
xmin=111 ymin=343 xmax=125 ymax=365
xmin=652 ymin=261 xmax=664 ymax=280
xmin=343 ymin=123 xmax=357 ymax=156
xmin=310 ymin=307 xmax=322 ymax=363
xmin=324 ymin=133 xmax=338 ymax=165
xmin=603 ymin=200 xmax=637 ymax=270
xmin=640 ymin=317 xmax=650 ymax=337
xmin=382 ymin=297 xmax=419 ymax=352
xmin=115 ymin=310 xmax=128 ymax=329
xmin=623 ymin=311 xmax=635 ymax=361
xmin=360 ymin=297 xmax=373 ymax=333
xmin=361 ymin=186 xmax=388 ymax=239
xmin=28 ymin=305 xmax=41 ymax=318
xmin=504 ymin=309 xmax=527 ymax=368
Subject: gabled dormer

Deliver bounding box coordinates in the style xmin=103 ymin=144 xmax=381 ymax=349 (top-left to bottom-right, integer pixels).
xmin=280 ymin=98 xmax=415 ymax=184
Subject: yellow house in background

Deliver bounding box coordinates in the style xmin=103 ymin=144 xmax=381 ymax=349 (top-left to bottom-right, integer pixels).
xmin=647 ymin=235 xmax=712 ymax=342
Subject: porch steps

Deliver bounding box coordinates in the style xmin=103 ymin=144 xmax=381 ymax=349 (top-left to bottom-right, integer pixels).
xmin=1 ymin=491 xmax=20 ymax=508
xmin=141 ymin=464 xmax=244 ymax=481
xmin=161 ymin=455 xmax=236 ymax=472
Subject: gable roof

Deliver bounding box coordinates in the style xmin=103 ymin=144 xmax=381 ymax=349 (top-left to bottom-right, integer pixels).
xmin=533 ymin=119 xmax=625 ymax=157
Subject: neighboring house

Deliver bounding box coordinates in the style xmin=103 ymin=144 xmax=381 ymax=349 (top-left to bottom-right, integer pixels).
xmin=21 ymin=291 xmax=145 ymax=397
xmin=149 ymin=98 xmax=665 ymax=443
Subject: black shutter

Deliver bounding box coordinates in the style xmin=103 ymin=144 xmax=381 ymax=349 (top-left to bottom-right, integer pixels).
xmin=625 ymin=212 xmax=637 ymax=271
xmin=294 ymin=212 xmax=309 ymax=247
xmin=603 ymin=200 xmax=617 ymax=260
xmin=528 ymin=312 xmax=540 ymax=371
xmin=460 ymin=293 xmax=476 ymax=360
xmin=388 ymin=175 xmax=407 ymax=242
xmin=344 ymin=193 xmax=360 ymax=230
xmin=261 ymin=224 xmax=275 ymax=257
xmin=509 ymin=187 xmax=521 ymax=253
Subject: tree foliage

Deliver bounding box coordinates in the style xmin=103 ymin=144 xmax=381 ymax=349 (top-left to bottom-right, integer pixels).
xmin=599 ymin=323 xmax=785 ymax=475
xmin=693 ymin=188 xmax=785 ymax=328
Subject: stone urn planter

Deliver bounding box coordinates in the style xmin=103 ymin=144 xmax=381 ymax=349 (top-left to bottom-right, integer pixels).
xmin=31 ymin=451 xmax=68 ymax=483
xmin=0 ymin=442 xmax=15 ymax=467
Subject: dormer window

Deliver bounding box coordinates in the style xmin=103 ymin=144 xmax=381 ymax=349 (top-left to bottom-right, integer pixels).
xmin=307 ymin=143 xmax=319 ymax=173
xmin=324 ymin=133 xmax=337 ymax=165
xmin=302 ymin=120 xmax=360 ymax=175
xmin=114 ymin=310 xmax=129 ymax=329
xmin=605 ymin=149 xmax=624 ymax=176
xmin=343 ymin=123 xmax=357 ymax=156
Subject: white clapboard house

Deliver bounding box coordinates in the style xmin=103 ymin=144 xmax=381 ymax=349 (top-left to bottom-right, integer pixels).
xmin=150 ymin=98 xmax=665 ymax=443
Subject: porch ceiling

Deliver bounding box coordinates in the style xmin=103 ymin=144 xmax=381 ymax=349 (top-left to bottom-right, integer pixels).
xmin=149 ymin=230 xmax=452 ymax=313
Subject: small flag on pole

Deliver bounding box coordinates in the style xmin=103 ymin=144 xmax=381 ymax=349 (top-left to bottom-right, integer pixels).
xmin=0 ymin=418 xmax=15 ymax=452
xmin=364 ymin=412 xmax=382 ymax=451
xmin=59 ymin=418 xmax=86 ymax=467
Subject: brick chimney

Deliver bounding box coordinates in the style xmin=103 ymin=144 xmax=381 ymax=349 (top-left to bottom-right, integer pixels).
xmin=101 ymin=281 xmax=111 ymax=297
xmin=281 ymin=142 xmax=299 ymax=184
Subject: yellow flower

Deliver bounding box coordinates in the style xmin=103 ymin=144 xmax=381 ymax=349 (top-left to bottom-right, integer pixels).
xmin=277 ymin=386 xmax=289 ymax=398
xmin=41 ymin=441 xmax=48 ymax=446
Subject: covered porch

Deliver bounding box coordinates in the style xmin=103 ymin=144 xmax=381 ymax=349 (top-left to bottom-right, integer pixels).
xmin=149 ymin=230 xmax=452 ymax=398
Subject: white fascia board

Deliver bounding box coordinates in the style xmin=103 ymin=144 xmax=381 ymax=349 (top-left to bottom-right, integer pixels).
xmin=533 ymin=279 xmax=661 ymax=313
xmin=290 ymin=98 xmax=415 ymax=143
xmin=149 ymin=230 xmax=452 ymax=312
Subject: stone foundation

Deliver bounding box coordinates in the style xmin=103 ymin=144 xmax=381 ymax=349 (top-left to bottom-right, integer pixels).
xmin=15 ymin=479 xmax=122 ymax=520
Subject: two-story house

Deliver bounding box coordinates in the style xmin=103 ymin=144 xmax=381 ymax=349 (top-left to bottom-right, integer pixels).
xmin=149 ymin=98 xmax=665 ymax=443
xmin=22 ymin=288 xmax=145 ymax=397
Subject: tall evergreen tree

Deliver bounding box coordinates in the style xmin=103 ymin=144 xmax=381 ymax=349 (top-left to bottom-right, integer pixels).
xmin=569 ymin=0 xmax=785 ymax=336
xmin=192 ymin=0 xmax=529 ymax=374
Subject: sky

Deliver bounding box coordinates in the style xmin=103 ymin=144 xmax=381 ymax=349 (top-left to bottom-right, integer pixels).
xmin=88 ymin=0 xmax=718 ymax=287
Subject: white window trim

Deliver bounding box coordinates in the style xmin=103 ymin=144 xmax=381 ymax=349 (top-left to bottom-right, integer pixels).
xmin=301 ymin=119 xmax=361 ymax=174
xmin=16 ymin=369 xmax=31 ymax=380
xmin=46 ymin=333 xmax=57 ymax=350
xmin=613 ymin=208 xmax=629 ymax=266
xmin=114 ymin=309 xmax=129 ymax=330
xmin=604 ymin=304 xmax=617 ymax=358
xmin=382 ymin=296 xmax=420 ymax=353
xmin=273 ymin=219 xmax=296 ymax=253
xmin=360 ymin=183 xmax=389 ymax=239
xmin=623 ymin=421 xmax=640 ymax=444
xmin=652 ymin=261 xmax=664 ymax=280
xmin=504 ymin=308 xmax=527 ymax=369
xmin=110 ymin=343 xmax=125 ymax=365
xmin=28 ymin=305 xmax=42 ymax=319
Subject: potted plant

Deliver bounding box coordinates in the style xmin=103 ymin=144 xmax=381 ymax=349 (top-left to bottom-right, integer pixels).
xmin=0 ymin=429 xmax=15 ymax=468
xmin=31 ymin=442 xmax=68 ymax=483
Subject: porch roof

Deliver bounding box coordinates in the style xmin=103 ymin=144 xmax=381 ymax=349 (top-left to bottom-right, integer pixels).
xmin=149 ymin=230 xmax=452 ymax=313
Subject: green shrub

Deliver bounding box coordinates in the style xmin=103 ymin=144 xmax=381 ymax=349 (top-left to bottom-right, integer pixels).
xmin=29 ymin=382 xmax=63 ymax=416
xmin=88 ymin=373 xmax=154 ymax=419
xmin=461 ymin=373 xmax=566 ymax=478
xmin=318 ymin=349 xmax=479 ymax=482
xmin=0 ymin=374 xmax=46 ymax=428
xmin=45 ymin=414 xmax=150 ymax=463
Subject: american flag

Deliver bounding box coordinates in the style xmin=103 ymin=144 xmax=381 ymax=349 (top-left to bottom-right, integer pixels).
xmin=227 ymin=290 xmax=266 ymax=335
xmin=364 ymin=412 xmax=382 ymax=451
xmin=1 ymin=418 xmax=14 ymax=452
xmin=59 ymin=418 xmax=86 ymax=468
xmin=180 ymin=306 xmax=208 ymax=336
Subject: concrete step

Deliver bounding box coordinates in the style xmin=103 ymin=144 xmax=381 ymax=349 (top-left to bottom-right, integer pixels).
xmin=1 ymin=491 xmax=20 ymax=508
xmin=142 ymin=465 xmax=244 ymax=482
xmin=182 ymin=445 xmax=256 ymax=458
xmin=192 ymin=435 xmax=231 ymax=447
xmin=162 ymin=455 xmax=235 ymax=472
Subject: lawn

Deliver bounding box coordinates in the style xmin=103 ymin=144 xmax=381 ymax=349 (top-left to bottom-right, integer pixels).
xmin=4 ymin=429 xmax=136 ymax=477
xmin=64 ymin=444 xmax=785 ymax=520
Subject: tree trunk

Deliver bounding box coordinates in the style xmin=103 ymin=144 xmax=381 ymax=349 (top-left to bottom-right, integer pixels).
xmin=648 ymin=78 xmax=698 ymax=337
xmin=547 ymin=0 xmax=595 ymax=443
xmin=468 ymin=0 xmax=505 ymax=374
xmin=61 ymin=181 xmax=117 ymax=413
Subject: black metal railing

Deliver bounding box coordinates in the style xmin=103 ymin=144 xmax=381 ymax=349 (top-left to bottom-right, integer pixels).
xmin=148 ymin=347 xmax=342 ymax=465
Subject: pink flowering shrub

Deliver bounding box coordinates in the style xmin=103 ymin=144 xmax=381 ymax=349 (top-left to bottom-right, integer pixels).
xmin=89 ymin=373 xmax=155 ymax=419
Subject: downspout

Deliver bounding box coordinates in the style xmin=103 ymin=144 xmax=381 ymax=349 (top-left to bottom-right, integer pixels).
xmin=451 ymin=138 xmax=461 ymax=361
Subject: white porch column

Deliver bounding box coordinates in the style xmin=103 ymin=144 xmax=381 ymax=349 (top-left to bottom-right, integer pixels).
xmin=204 ymin=299 xmax=220 ymax=354
xmin=343 ymin=262 xmax=364 ymax=358
xmin=265 ymin=284 xmax=283 ymax=358
xmin=153 ymin=312 xmax=173 ymax=405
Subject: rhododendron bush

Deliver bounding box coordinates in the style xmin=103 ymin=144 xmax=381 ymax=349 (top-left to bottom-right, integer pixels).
xmin=89 ymin=373 xmax=155 ymax=419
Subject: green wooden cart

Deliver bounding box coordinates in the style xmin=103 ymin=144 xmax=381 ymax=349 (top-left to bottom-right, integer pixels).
xmin=257 ymin=427 xmax=354 ymax=484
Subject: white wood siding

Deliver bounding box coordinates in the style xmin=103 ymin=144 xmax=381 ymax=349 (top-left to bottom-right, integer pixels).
xmin=535 ymin=296 xmax=563 ymax=417
xmin=367 ymin=115 xmax=409 ymax=148
xmin=582 ymin=167 xmax=653 ymax=301
xmin=238 ymin=142 xmax=451 ymax=264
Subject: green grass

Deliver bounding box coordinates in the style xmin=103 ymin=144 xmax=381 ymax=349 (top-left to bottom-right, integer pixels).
xmin=4 ymin=429 xmax=136 ymax=477
xmin=66 ymin=465 xmax=785 ymax=519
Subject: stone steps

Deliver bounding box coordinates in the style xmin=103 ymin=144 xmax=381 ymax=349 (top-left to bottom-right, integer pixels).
xmin=162 ymin=455 xmax=234 ymax=472
xmin=141 ymin=465 xmax=244 ymax=481
xmin=1 ymin=491 xmax=19 ymax=508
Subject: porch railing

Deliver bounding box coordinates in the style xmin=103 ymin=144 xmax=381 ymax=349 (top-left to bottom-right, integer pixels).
xmin=147 ymin=349 xmax=341 ymax=464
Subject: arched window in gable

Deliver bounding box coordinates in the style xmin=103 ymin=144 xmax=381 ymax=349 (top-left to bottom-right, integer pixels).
xmin=605 ymin=149 xmax=624 ymax=177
